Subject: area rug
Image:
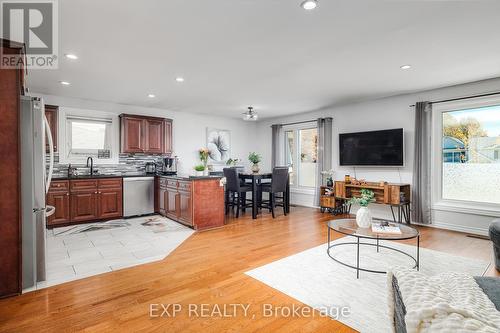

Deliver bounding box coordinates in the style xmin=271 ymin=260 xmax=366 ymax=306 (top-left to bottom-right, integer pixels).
xmin=246 ymin=238 xmax=490 ymax=333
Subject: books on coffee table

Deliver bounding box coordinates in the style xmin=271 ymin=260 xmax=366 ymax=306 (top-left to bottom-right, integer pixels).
xmin=371 ymin=222 xmax=402 ymax=234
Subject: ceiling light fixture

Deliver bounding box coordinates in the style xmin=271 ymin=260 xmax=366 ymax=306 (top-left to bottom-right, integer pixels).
xmin=400 ymin=64 xmax=412 ymax=70
xmin=242 ymin=106 xmax=258 ymax=121
xmin=59 ymin=81 xmax=70 ymax=85
xmin=301 ymin=0 xmax=318 ymax=10
xmin=65 ymin=53 xmax=78 ymax=60
xmin=175 ymin=77 xmax=185 ymax=82
xmin=147 ymin=93 xmax=156 ymax=98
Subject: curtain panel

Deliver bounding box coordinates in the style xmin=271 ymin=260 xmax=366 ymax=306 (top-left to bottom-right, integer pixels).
xmin=314 ymin=117 xmax=333 ymax=206
xmin=271 ymin=124 xmax=283 ymax=168
xmin=411 ymin=101 xmax=432 ymax=224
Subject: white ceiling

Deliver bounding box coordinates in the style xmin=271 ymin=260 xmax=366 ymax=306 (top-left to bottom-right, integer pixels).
xmin=29 ymin=0 xmax=500 ymax=119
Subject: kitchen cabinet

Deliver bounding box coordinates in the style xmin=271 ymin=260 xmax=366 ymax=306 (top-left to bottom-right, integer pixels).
xmin=97 ymin=179 xmax=123 ymax=219
xmin=156 ymin=178 xmax=167 ymax=215
xmin=70 ymin=191 xmax=99 ymax=222
xmin=156 ymin=177 xmax=224 ymax=230
xmin=178 ymin=189 xmax=192 ymax=225
xmin=166 ymin=189 xmax=178 ymax=221
xmin=120 ymin=114 xmax=172 ymax=154
xmin=145 ymin=118 xmax=164 ymax=154
xmin=121 ymin=115 xmax=144 ymax=153
xmin=47 ymin=180 xmax=70 ymax=226
xmin=46 ymin=178 xmax=123 ymax=227
xmin=45 ymin=105 xmax=58 ymax=152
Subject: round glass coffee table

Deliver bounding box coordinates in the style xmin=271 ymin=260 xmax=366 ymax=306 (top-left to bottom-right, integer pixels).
xmin=327 ymin=219 xmax=420 ymax=278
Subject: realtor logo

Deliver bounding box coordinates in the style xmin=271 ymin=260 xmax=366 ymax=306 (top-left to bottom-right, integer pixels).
xmin=1 ymin=0 xmax=58 ymax=69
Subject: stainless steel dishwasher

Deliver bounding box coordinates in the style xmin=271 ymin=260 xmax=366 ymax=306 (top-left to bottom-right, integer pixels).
xmin=123 ymin=177 xmax=155 ymax=217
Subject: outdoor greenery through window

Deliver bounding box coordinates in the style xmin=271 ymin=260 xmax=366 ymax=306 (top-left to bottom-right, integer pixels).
xmin=442 ymin=104 xmax=500 ymax=204
xmin=285 ymin=127 xmax=318 ymax=188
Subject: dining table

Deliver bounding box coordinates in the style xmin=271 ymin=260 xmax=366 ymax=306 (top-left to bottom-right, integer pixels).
xmin=238 ymin=172 xmax=290 ymax=219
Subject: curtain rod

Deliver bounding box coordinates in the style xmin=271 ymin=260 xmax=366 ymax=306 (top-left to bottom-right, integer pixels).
xmin=271 ymin=119 xmax=316 ymax=127
xmin=409 ymin=91 xmax=500 ymax=107
xmin=272 ymin=117 xmax=333 ymax=127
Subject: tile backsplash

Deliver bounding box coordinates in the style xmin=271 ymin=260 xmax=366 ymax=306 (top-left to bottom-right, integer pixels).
xmin=47 ymin=152 xmax=167 ymax=178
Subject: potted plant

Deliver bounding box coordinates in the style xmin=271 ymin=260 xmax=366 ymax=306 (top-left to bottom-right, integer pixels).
xmin=198 ymin=148 xmax=210 ymax=175
xmin=321 ymin=169 xmax=335 ymax=187
xmin=248 ymin=152 xmax=262 ymax=174
xmin=226 ymin=158 xmax=240 ymax=167
xmin=349 ymin=189 xmax=375 ymax=228
xmin=194 ymin=164 xmax=205 ymax=176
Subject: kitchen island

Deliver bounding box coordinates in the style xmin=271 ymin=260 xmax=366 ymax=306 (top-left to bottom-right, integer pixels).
xmin=155 ymin=175 xmax=225 ymax=231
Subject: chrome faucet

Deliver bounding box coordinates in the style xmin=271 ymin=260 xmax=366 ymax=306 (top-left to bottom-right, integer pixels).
xmin=86 ymin=156 xmax=94 ymax=175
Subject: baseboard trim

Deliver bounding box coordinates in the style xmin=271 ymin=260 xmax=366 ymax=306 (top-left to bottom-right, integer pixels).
xmin=412 ymin=220 xmax=489 ymax=237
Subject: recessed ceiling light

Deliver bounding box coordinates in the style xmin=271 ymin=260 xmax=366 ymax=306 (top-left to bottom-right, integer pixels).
xmin=175 ymin=77 xmax=185 ymax=83
xmin=59 ymin=81 xmax=70 ymax=85
xmin=400 ymin=65 xmax=412 ymax=70
xmin=301 ymin=0 xmax=318 ymax=10
xmin=64 ymin=53 xmax=78 ymax=60
xmin=147 ymin=93 xmax=156 ymax=98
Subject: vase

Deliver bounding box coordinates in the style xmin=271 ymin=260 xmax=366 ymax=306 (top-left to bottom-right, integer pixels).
xmin=356 ymin=207 xmax=372 ymax=228
xmin=326 ymin=179 xmax=333 ymax=187
xmin=196 ymin=171 xmax=203 ymax=176
xmin=251 ymin=163 xmax=260 ymax=174
xmin=203 ymin=169 xmax=209 ymax=176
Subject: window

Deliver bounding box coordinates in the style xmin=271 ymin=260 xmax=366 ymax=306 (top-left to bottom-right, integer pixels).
xmin=59 ymin=107 xmax=119 ymax=164
xmin=433 ymin=97 xmax=500 ymax=210
xmin=67 ymin=117 xmax=113 ymax=158
xmin=284 ymin=125 xmax=318 ymax=189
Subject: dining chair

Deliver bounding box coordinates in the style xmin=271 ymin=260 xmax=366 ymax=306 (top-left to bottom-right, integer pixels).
xmin=259 ymin=167 xmax=289 ymax=218
xmin=223 ymin=168 xmax=253 ymax=218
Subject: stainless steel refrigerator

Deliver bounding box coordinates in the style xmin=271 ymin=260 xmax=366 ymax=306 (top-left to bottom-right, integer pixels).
xmin=20 ymin=96 xmax=55 ymax=290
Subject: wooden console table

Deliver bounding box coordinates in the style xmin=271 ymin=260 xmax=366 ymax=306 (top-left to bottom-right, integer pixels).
xmin=334 ymin=181 xmax=411 ymax=223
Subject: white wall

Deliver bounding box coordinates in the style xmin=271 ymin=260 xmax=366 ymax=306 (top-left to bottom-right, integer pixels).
xmin=255 ymin=77 xmax=500 ymax=235
xmin=33 ymin=93 xmax=258 ymax=175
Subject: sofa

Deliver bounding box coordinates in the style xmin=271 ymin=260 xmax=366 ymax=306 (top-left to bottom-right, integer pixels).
xmin=389 ymin=268 xmax=500 ymax=333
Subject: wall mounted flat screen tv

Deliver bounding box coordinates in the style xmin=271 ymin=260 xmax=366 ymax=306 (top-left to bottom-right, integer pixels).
xmin=339 ymin=128 xmax=404 ymax=166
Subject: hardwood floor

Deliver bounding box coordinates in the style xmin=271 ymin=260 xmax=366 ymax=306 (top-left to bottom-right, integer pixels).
xmin=0 ymin=207 xmax=497 ymax=332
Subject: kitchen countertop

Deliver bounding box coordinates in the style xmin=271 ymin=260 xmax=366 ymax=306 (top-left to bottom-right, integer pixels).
xmin=52 ymin=173 xmax=223 ymax=181
xmin=52 ymin=173 xmax=155 ymax=180
xmin=157 ymin=174 xmax=223 ymax=180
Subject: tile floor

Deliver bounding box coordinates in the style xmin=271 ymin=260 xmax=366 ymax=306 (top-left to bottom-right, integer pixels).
xmin=33 ymin=215 xmax=194 ymax=290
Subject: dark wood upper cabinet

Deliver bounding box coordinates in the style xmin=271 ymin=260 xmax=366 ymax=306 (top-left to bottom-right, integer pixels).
xmin=44 ymin=105 xmax=58 ymax=152
xmin=164 ymin=120 xmax=173 ymax=154
xmin=121 ymin=116 xmax=145 ymax=153
xmin=145 ymin=118 xmax=165 ymax=153
xmin=120 ymin=114 xmax=172 ymax=154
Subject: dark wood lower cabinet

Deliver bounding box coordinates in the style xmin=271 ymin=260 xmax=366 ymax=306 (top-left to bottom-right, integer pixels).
xmin=70 ymin=191 xmax=99 ymax=222
xmin=47 ymin=178 xmax=123 ymax=227
xmin=156 ymin=177 xmax=224 ymax=230
xmin=98 ymin=189 xmax=123 ymax=219
xmin=46 ymin=191 xmax=70 ymax=226
xmin=166 ymin=187 xmax=178 ymax=221
xmin=178 ymin=190 xmax=192 ymax=225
